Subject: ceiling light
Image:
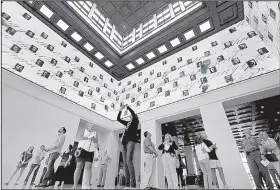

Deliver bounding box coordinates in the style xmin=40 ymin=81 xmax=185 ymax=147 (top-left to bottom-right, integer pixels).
xmin=57 ymin=19 xmax=69 ymax=31
xmin=184 ymin=30 xmax=195 ymax=40
xmin=277 ymin=112 xmax=280 ymax=115
xmin=94 ymin=52 xmax=104 ymax=60
xmin=39 ymin=5 xmax=54 ymax=19
xmin=83 ymin=42 xmax=94 ymax=51
xmin=261 ymin=106 xmax=264 ymax=109
xmin=146 ymin=51 xmax=156 ymax=59
xmin=104 ymin=60 xmax=113 ymax=68
xmin=71 ymin=32 xmax=82 ymax=42
xmin=157 ymin=45 xmax=168 ymax=53
xmin=28 ymin=1 xmax=33 ymax=3
xmin=126 ymin=63 xmax=135 ymax=70
xmin=170 ymin=38 xmax=181 ymax=47
xmin=135 ymin=57 xmax=145 ymax=65
xmin=199 ymin=20 xmax=211 ymax=33
xmin=275 ymin=118 xmax=279 ymax=121
xmin=260 ymin=111 xmax=264 ymax=113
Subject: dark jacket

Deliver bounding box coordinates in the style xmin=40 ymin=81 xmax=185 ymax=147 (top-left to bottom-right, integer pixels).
xmin=158 ymin=141 xmax=178 ymax=155
xmin=117 ymin=106 xmax=139 ymax=144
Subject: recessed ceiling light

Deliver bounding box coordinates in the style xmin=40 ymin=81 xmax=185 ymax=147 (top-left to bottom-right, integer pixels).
xmin=95 ymin=52 xmax=104 ymax=60
xmin=57 ymin=19 xmax=69 ymax=31
xmin=261 ymin=106 xmax=264 ymax=109
xmin=146 ymin=51 xmax=156 ymax=59
xmin=170 ymin=38 xmax=181 ymax=47
xmin=71 ymin=32 xmax=82 ymax=42
xmin=260 ymin=111 xmax=264 ymax=113
xmin=28 ymin=1 xmax=33 ymax=3
xmin=126 ymin=63 xmax=135 ymax=70
xmin=157 ymin=45 xmax=168 ymax=53
xmin=199 ymin=20 xmax=211 ymax=33
xmin=104 ymin=60 xmax=113 ymax=68
xmin=275 ymin=118 xmax=279 ymax=121
xmin=277 ymin=111 xmax=280 ymax=115
xmin=39 ymin=5 xmax=54 ymax=19
xmin=135 ymin=57 xmax=145 ymax=65
xmin=184 ymin=30 xmax=195 ymax=40
xmin=83 ymin=42 xmax=94 ymax=51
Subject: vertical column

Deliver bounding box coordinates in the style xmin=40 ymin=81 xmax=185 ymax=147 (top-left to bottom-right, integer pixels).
xmin=139 ymin=23 xmax=143 ymax=38
xmin=110 ymin=25 xmax=116 ymax=40
xmin=131 ymin=28 xmax=136 ymax=43
xmin=153 ymin=14 xmax=158 ymax=29
xmin=184 ymin=145 xmax=195 ymax=174
xmin=179 ymin=1 xmax=186 ymax=12
xmin=169 ymin=3 xmax=175 ymax=18
xmin=88 ymin=3 xmax=97 ymax=18
xmin=102 ymin=18 xmax=110 ymax=33
xmin=200 ymin=102 xmax=251 ymax=189
xmin=140 ymin=120 xmax=165 ymax=189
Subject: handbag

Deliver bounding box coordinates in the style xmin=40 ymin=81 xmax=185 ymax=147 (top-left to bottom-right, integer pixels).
xmin=265 ymin=153 xmax=278 ymax=162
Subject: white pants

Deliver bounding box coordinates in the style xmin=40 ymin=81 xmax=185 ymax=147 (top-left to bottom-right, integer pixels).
xmin=162 ymin=153 xmax=178 ymax=189
xmin=142 ymin=154 xmax=156 ymax=188
xmin=199 ymin=158 xmax=213 ymax=189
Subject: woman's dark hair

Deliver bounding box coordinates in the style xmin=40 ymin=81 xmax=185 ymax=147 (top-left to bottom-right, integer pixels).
xmin=193 ymin=136 xmax=203 ymax=145
xmin=69 ymin=144 xmax=73 ymax=150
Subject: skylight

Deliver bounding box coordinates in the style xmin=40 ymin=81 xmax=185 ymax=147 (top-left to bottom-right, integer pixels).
xmin=39 ymin=5 xmax=54 ymax=19
xmin=57 ymin=19 xmax=69 ymax=31
xmin=83 ymin=42 xmax=94 ymax=51
xmin=104 ymin=60 xmax=113 ymax=68
xmin=170 ymin=38 xmax=181 ymax=47
xmin=199 ymin=20 xmax=211 ymax=33
xmin=146 ymin=51 xmax=156 ymax=59
xmin=157 ymin=45 xmax=168 ymax=53
xmin=126 ymin=63 xmax=135 ymax=70
xmin=71 ymin=32 xmax=82 ymax=42
xmin=184 ymin=30 xmax=195 ymax=40
xmin=135 ymin=57 xmax=145 ymax=65
xmin=94 ymin=52 xmax=104 ymax=60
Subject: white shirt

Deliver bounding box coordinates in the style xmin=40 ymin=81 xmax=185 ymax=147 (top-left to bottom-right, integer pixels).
xmin=78 ymin=129 xmax=99 ymax=157
xmin=49 ymin=133 xmax=66 ymax=154
xmin=32 ymin=149 xmax=45 ymax=165
xmin=195 ymin=143 xmax=210 ymax=161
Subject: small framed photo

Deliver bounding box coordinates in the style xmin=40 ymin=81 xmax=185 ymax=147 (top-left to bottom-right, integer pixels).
xmin=127 ymin=81 xmax=131 ymax=85
xmin=5 ymin=27 xmax=17 ymax=36
xmin=47 ymin=44 xmax=54 ymax=52
xmin=84 ymin=77 xmax=89 ymax=83
xmin=209 ymin=66 xmax=217 ymax=73
xmin=247 ymin=31 xmax=257 ymax=38
xmin=150 ymin=101 xmax=155 ymax=107
xmin=164 ymin=78 xmax=169 ymax=83
xmin=96 ymin=87 xmax=100 ymax=93
xmin=56 ymin=71 xmax=63 ymax=78
xmin=253 ymin=16 xmax=259 ymax=24
xmin=257 ymin=47 xmax=269 ymax=55
xmin=183 ymin=90 xmax=189 ymax=96
xmin=246 ymin=16 xmax=249 ymax=23
xmin=118 ymin=82 xmax=121 ymax=86
xmin=88 ymin=89 xmax=93 ymax=95
xmin=100 ymin=74 xmax=103 ymax=79
xmin=133 ymin=83 xmax=136 ymax=88
xmin=204 ymin=51 xmax=211 ymax=57
xmin=229 ymin=27 xmax=237 ymax=33
xmin=89 ymin=62 xmax=94 ymax=67
xmin=68 ymin=69 xmax=74 ymax=76
xmin=261 ymin=14 xmax=267 ymax=24
xmin=150 ymin=83 xmax=154 ymax=89
xmin=29 ymin=45 xmax=38 ymax=53
xmin=136 ymin=101 xmax=141 ymax=107
xmin=246 ymin=59 xmax=257 ymax=68
xmin=165 ymin=90 xmax=170 ymax=97
xmin=225 ymin=74 xmax=233 ymax=83
xmin=162 ymin=60 xmax=167 ymax=65
xmin=187 ymin=59 xmax=193 ymax=64
xmin=92 ymin=75 xmax=97 ymax=80
xmin=23 ymin=13 xmax=31 ymax=20
xmin=116 ymin=96 xmax=119 ymax=101
xmin=217 ymin=55 xmax=225 ymax=62
xmin=238 ymin=43 xmax=247 ymax=50
xmin=150 ymin=70 xmax=154 ymax=75
xmin=104 ymin=83 xmax=108 ymax=88
xmin=73 ymin=81 xmax=79 ymax=88
xmin=78 ymin=91 xmax=84 ymax=97
xmin=180 ymin=71 xmax=185 ymax=77
xmin=41 ymin=32 xmax=48 ymax=39
xmin=13 ymin=63 xmax=24 ymax=72
xmin=190 ymin=74 xmax=196 ymax=81
xmin=111 ymin=103 xmax=115 ymax=108
xmin=108 ymin=92 xmax=111 ymax=97
xmin=157 ymin=72 xmax=161 ymax=77
xmin=114 ymin=90 xmax=117 ymax=95
xmin=91 ymin=103 xmax=96 ymax=110
xmin=173 ymin=81 xmax=178 ymax=88
xmin=144 ymin=78 xmax=148 ymax=83
xmin=131 ymin=98 xmax=135 ymax=103
xmin=35 ymin=59 xmax=44 ymax=67
xmin=75 ymin=56 xmax=80 ymax=62
xmin=51 ymin=58 xmax=58 ymax=66
xmin=61 ymin=41 xmax=67 ymax=47
xmin=144 ymin=93 xmax=148 ymax=98
xmin=268 ymin=32 xmax=273 ymax=42
xmin=192 ymin=45 xmax=197 ymax=51
xmin=232 ymin=57 xmax=241 ymax=65
xmin=110 ymin=78 xmax=114 ymax=83
xmin=105 ymin=105 xmax=108 ymax=111
xmin=80 ymin=67 xmax=85 ymax=73
xmin=11 ymin=44 xmax=21 ymax=53
xmin=42 ymin=71 xmax=50 ymax=79
xmin=200 ymin=77 xmax=208 ymax=84
xmin=100 ymin=97 xmax=105 ymax=102
xmin=171 ymin=66 xmax=176 ymax=71
xmin=211 ymin=41 xmax=218 ymax=47
xmin=64 ymin=56 xmax=71 ymax=63
xmin=138 ymin=72 xmax=142 ymax=76
xmin=138 ymin=87 xmax=141 ymax=92
xmin=60 ymin=87 xmax=66 ymax=94
xmin=157 ymin=87 xmax=162 ymax=93
xmin=120 ymin=102 xmax=124 ymax=108
xmin=177 ymin=57 xmax=182 ymax=63
xmin=259 ymin=32 xmax=264 ymax=40
xmin=224 ymin=41 xmax=232 ymax=48
xmin=25 ymin=30 xmax=35 ymax=38
xmin=2 ymin=12 xmax=11 ymax=20
xmin=270 ymin=8 xmax=276 ymax=20
xmin=196 ymin=61 xmax=202 ymax=68
xmin=122 ymin=88 xmax=125 ymax=93
xmin=248 ymin=1 xmax=253 ymax=8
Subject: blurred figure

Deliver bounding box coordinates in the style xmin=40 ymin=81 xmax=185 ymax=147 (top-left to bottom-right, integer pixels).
xmin=176 ymin=154 xmax=185 ymax=188
xmin=97 ymin=150 xmax=112 ymax=187
xmin=118 ymin=166 xmax=125 ymax=187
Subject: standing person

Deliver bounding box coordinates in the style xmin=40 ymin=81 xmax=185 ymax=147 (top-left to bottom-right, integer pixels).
xmin=37 ymin=127 xmax=66 ymax=187
xmin=118 ymin=165 xmax=125 ymax=187
xmin=198 ymin=131 xmax=229 ymax=189
xmin=176 ymin=154 xmax=185 ymax=188
xmin=97 ymin=150 xmax=112 ymax=187
xmin=5 ymin=146 xmax=34 ymax=186
xmin=193 ymin=136 xmax=215 ymax=189
xmin=142 ymin=131 xmax=158 ymax=189
xmin=23 ymin=145 xmax=46 ymax=186
xmin=72 ymin=123 xmax=99 ymax=189
xmin=241 ymin=128 xmax=274 ymax=190
xmin=117 ymin=104 xmax=139 ymax=188
xmin=53 ymin=144 xmax=73 ymax=187
xmin=158 ymin=133 xmax=179 ymax=189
